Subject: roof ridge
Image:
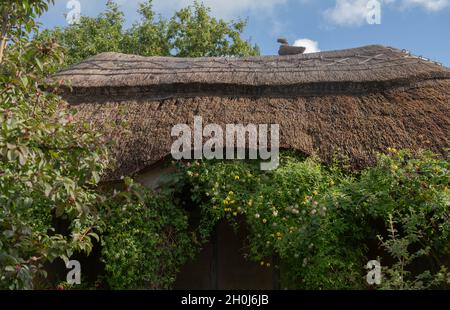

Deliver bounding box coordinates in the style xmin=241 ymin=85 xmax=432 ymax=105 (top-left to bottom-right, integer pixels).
xmin=82 ymin=44 xmax=394 ymax=61
xmin=53 ymin=45 xmax=450 ymax=90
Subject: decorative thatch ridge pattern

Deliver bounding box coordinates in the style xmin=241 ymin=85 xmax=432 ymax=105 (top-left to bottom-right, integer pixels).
xmin=57 ymin=45 xmax=450 ymax=95
xmin=56 ymin=45 xmax=450 ymax=181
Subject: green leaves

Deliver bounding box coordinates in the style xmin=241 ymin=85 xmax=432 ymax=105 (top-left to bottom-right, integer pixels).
xmin=0 ymin=0 xmax=110 ymax=290
xmin=20 ymin=76 xmax=28 ymax=88
xmin=182 ymin=151 xmax=449 ymax=289
xmin=0 ymin=1 xmax=55 ymax=50
xmin=40 ymin=0 xmax=259 ymax=69
xmin=166 ymin=2 xmax=259 ymax=57
xmin=35 ymin=58 xmax=43 ymax=72
xmin=100 ymin=182 xmax=196 ymax=289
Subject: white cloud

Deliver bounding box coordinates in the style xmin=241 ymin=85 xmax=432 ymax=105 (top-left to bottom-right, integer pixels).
xmin=293 ymin=38 xmax=321 ymax=53
xmin=324 ymin=0 xmax=373 ymax=26
xmin=401 ymin=0 xmax=450 ymax=11
xmin=324 ymin=0 xmax=450 ymax=26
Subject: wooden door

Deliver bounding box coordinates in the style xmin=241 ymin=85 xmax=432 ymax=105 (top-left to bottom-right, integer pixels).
xmin=174 ymin=220 xmax=276 ymax=290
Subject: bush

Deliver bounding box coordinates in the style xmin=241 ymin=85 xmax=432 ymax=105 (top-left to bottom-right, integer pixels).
xmin=181 ymin=150 xmax=449 ymax=289
xmin=0 ymin=1 xmax=109 ymax=289
xmin=100 ymin=178 xmax=196 ymax=289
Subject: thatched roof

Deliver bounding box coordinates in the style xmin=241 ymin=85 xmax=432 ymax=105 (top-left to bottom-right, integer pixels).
xmin=56 ymin=45 xmax=450 ymax=181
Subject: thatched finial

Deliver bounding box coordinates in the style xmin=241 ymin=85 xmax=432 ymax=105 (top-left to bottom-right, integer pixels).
xmin=278 ymin=38 xmax=305 ymax=56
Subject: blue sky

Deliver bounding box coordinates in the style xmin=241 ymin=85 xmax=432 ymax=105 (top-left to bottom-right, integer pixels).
xmin=39 ymin=0 xmax=450 ymax=66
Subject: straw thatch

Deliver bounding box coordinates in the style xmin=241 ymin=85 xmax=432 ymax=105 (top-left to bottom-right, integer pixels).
xmin=55 ymin=45 xmax=450 ymax=181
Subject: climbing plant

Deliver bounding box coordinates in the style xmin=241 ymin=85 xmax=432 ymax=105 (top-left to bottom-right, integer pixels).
xmin=100 ymin=178 xmax=197 ymax=289
xmin=180 ymin=150 xmax=449 ymax=289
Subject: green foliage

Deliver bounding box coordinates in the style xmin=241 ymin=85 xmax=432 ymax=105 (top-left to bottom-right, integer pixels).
xmin=377 ymin=214 xmax=449 ymax=289
xmin=181 ymin=150 xmax=449 ymax=289
xmin=0 ymin=0 xmax=109 ymax=289
xmin=120 ymin=1 xmax=171 ymax=57
xmin=100 ymin=178 xmax=196 ymax=289
xmin=166 ymin=2 xmax=259 ymax=57
xmin=41 ymin=0 xmax=259 ymax=67
xmin=0 ymin=1 xmax=56 ymax=64
xmin=0 ymin=1 xmax=54 ymax=37
xmin=182 ymin=154 xmax=364 ymax=289
xmin=39 ymin=0 xmax=126 ymax=66
xmin=326 ymin=149 xmax=449 ymax=289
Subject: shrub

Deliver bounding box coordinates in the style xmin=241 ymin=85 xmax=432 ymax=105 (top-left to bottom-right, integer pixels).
xmin=0 ymin=1 xmax=109 ymax=289
xmin=181 ymin=150 xmax=449 ymax=289
xmin=100 ymin=178 xmax=196 ymax=289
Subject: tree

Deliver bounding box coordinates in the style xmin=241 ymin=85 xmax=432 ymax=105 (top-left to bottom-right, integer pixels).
xmin=42 ymin=0 xmax=259 ymax=67
xmin=119 ymin=1 xmax=171 ymax=57
xmin=0 ymin=0 xmax=109 ymax=289
xmin=0 ymin=1 xmax=54 ymax=63
xmin=167 ymin=2 xmax=259 ymax=57
xmin=40 ymin=0 xmax=126 ymax=67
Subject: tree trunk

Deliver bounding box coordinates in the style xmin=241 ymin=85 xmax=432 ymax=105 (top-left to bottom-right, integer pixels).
xmin=0 ymin=35 xmax=7 ymax=64
xmin=0 ymin=11 xmax=9 ymax=64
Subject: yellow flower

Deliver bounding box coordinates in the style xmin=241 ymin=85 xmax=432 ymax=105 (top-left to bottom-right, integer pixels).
xmin=234 ymin=175 xmax=240 ymax=180
xmin=313 ymin=190 xmax=318 ymax=196
xmin=387 ymin=147 xmax=398 ymax=154
xmin=233 ymin=212 xmax=238 ymax=216
xmin=247 ymin=199 xmax=253 ymax=207
xmin=262 ymin=218 xmax=267 ymax=224
xmin=228 ymin=191 xmax=234 ymax=196
xmin=260 ymin=261 xmax=265 ymax=266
